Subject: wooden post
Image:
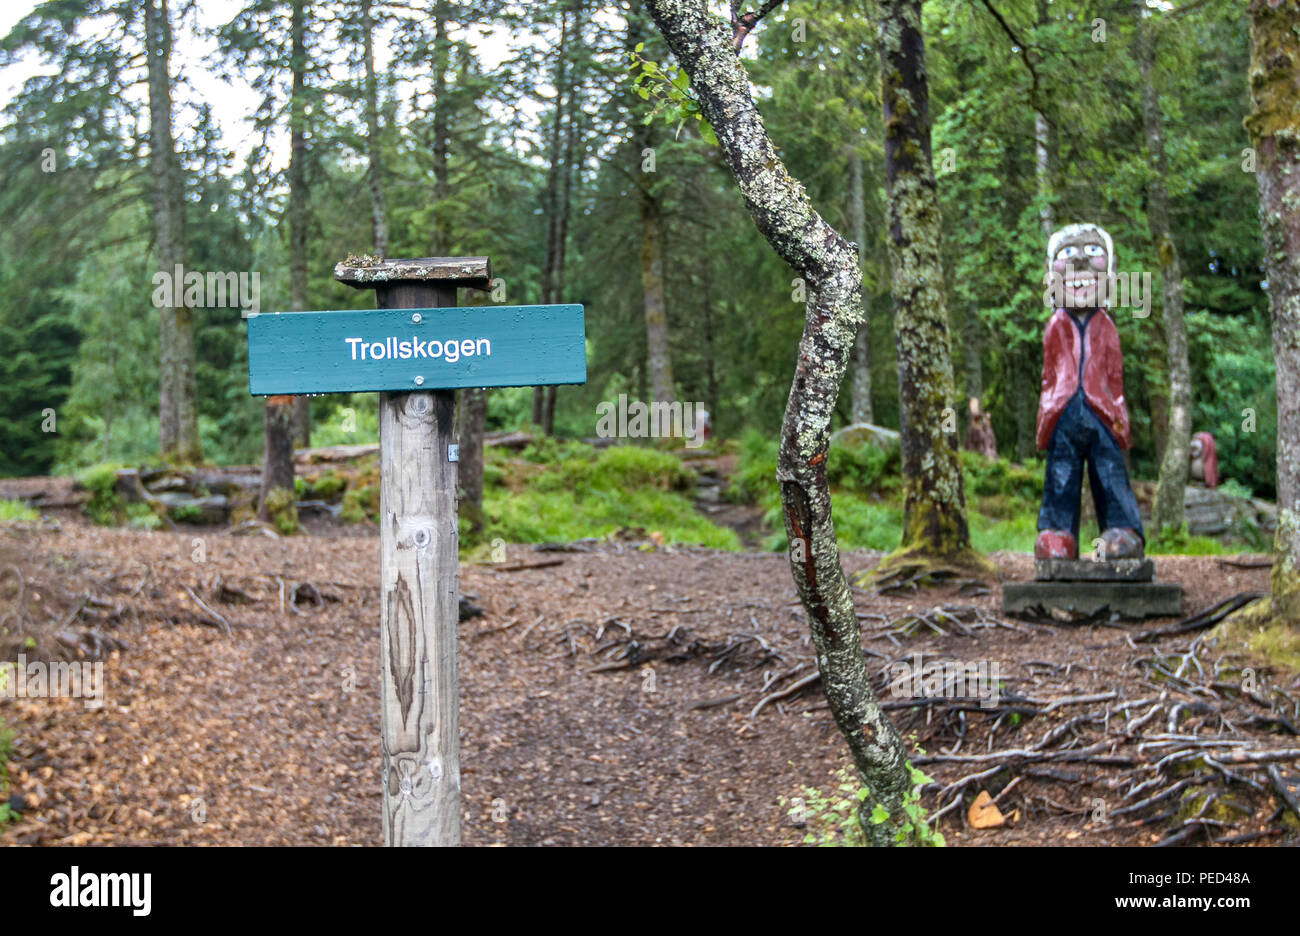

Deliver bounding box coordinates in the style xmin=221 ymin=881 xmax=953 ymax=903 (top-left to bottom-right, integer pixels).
xmin=244 ymin=254 xmax=583 ymax=843
xmin=335 ymin=256 xmax=491 ymax=846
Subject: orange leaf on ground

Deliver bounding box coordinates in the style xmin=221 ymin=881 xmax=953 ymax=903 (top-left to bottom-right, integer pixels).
xmin=968 ymin=790 xmax=1005 ymax=829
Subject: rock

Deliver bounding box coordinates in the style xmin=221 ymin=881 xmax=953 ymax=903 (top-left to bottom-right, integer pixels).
xmin=830 ymin=422 xmax=901 ymax=452
xmin=153 ymin=492 xmax=230 ymax=524
xmin=1182 ymin=486 xmax=1276 ymax=538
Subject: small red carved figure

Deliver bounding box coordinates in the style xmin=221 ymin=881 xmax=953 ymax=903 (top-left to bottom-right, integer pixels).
xmin=1034 ymin=223 xmax=1145 ymax=561
xmin=1190 ymin=432 xmax=1218 ymax=489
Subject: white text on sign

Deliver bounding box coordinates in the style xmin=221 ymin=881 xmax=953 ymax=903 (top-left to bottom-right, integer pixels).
xmin=345 ymin=336 xmax=492 ymax=363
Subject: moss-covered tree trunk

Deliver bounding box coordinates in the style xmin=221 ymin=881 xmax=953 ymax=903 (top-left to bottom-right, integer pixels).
xmin=876 ymin=0 xmax=987 ymax=577
xmin=1138 ymin=1 xmax=1192 ymax=536
xmin=644 ymin=0 xmax=919 ymax=846
xmin=1243 ymin=0 xmax=1300 ymax=626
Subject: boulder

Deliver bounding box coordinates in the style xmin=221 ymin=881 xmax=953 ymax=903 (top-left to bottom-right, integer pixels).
xmin=830 ymin=422 xmax=901 ymax=452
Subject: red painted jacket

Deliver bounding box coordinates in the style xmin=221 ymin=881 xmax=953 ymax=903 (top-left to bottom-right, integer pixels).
xmin=1035 ymin=308 xmax=1132 ymax=451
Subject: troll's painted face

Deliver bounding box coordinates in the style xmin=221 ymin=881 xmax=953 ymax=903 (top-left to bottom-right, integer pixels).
xmin=1051 ymin=229 xmax=1110 ymax=310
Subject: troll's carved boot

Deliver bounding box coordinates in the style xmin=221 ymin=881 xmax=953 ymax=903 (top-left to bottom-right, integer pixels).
xmin=1034 ymin=530 xmax=1077 ymax=560
xmin=1097 ymin=527 xmax=1144 ymax=560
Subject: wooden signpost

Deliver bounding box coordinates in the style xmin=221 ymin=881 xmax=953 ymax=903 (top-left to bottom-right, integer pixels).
xmin=246 ymin=255 xmax=586 ymax=846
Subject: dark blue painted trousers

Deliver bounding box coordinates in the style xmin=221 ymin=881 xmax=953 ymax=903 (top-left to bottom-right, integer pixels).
xmin=1037 ymin=392 xmax=1144 ymax=541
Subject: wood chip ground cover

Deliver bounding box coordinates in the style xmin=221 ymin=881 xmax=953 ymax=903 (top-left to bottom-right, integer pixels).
xmin=0 ymin=520 xmax=1296 ymax=846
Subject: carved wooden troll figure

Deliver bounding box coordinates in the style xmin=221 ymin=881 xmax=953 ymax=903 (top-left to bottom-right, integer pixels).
xmin=1035 ymin=223 xmax=1145 ymax=560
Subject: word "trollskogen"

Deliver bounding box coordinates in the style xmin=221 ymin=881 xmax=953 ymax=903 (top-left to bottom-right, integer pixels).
xmin=344 ymin=335 xmax=492 ymax=363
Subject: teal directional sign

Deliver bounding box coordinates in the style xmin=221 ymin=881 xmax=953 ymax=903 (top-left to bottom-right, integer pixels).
xmin=247 ymin=304 xmax=585 ymax=395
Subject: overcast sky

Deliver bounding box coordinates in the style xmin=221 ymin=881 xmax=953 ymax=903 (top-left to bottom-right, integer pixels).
xmin=0 ymin=0 xmax=526 ymax=172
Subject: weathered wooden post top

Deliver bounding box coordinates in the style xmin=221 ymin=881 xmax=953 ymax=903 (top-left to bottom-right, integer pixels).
xmin=245 ymin=255 xmax=586 ymax=846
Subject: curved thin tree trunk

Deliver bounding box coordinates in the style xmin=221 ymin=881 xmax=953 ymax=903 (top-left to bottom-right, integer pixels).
xmin=1245 ymin=0 xmax=1300 ymax=624
xmin=1138 ymin=1 xmax=1191 ymax=535
xmin=645 ymin=0 xmax=918 ymax=846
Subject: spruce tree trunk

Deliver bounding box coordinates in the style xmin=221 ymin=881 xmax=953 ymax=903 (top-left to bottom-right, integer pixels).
xmin=1138 ymin=1 xmax=1191 ymax=535
xmin=962 ymin=302 xmax=982 ymax=403
xmin=431 ymin=3 xmax=450 ymax=254
xmin=645 ymin=0 xmax=919 ymax=846
xmin=362 ymin=0 xmax=388 ymax=258
xmin=1033 ymin=0 xmax=1053 ymax=242
xmin=1034 ymin=110 xmax=1052 ymax=240
xmin=261 ymin=0 xmax=305 ymax=520
xmin=288 ymin=0 xmax=310 ymax=449
xmin=635 ymin=126 xmax=674 ymax=405
xmin=458 ymin=388 xmax=486 ymax=536
xmin=877 ymin=0 xmax=980 ymax=569
xmin=1245 ymin=0 xmax=1300 ymax=623
xmin=848 ymin=147 xmax=873 ymax=425
xmin=145 ymin=0 xmax=200 ymax=463
xmin=259 ymin=396 xmax=298 ymax=532
xmin=534 ymin=6 xmax=570 ymax=432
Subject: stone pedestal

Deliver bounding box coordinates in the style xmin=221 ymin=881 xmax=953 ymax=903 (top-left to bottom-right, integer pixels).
xmin=1002 ymin=557 xmax=1182 ymax=620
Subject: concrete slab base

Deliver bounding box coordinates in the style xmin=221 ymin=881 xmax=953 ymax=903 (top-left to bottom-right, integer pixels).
xmin=1002 ymin=581 xmax=1183 ymax=620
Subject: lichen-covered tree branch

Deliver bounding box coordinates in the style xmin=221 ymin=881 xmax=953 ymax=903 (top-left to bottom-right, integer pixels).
xmin=643 ymin=0 xmax=918 ymax=845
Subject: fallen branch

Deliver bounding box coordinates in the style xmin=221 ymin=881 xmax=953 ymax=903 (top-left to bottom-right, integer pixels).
xmin=181 ymin=584 xmax=231 ymax=637
xmin=481 ymin=558 xmax=565 ymax=573
xmin=749 ymin=670 xmax=821 ymax=720
xmin=1134 ymin=592 xmax=1264 ymax=642
xmin=687 ymin=694 xmax=742 ymax=711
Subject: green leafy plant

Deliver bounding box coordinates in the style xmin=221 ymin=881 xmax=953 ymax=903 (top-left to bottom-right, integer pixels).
xmin=0 ymin=722 xmax=15 ymax=827
xmin=627 ymin=46 xmax=718 ymax=145
xmin=76 ymin=462 xmax=128 ymax=525
xmin=0 ymin=500 xmax=38 ymax=524
xmin=1147 ymin=523 xmax=1235 ymax=555
xmin=788 ymin=764 xmax=945 ymax=847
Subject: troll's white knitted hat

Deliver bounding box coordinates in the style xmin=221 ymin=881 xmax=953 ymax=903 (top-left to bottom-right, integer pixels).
xmin=1046 ymin=223 xmax=1115 ymax=277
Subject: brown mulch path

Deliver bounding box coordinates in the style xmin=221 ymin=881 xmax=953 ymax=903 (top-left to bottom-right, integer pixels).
xmin=0 ymin=519 xmax=1295 ymax=846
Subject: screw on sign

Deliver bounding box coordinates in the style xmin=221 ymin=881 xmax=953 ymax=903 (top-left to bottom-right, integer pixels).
xmin=246 ymin=255 xmax=586 ymax=845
